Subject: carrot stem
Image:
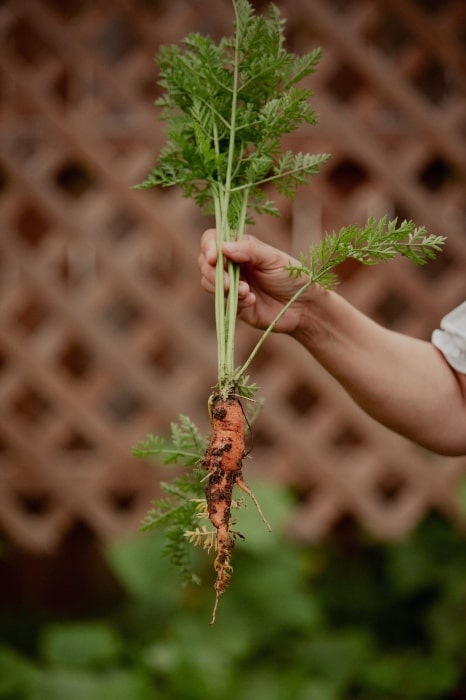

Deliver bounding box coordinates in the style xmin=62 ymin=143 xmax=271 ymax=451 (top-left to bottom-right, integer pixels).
xmin=235 ymin=277 xmax=314 ymax=380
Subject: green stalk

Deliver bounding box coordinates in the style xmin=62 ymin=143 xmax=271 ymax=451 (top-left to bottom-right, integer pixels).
xmin=234 ymin=278 xmax=314 ymax=382
xmin=214 ymin=1 xmax=243 ymax=395
xmin=213 ymin=191 xmax=227 ymax=381
xmin=234 ymin=252 xmax=347 ymax=382
xmin=225 ymin=188 xmax=249 ymax=380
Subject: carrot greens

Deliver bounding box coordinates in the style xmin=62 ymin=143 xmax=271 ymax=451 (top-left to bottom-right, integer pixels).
xmin=136 ymin=0 xmax=328 ymax=394
xmin=134 ymin=0 xmax=445 ymax=622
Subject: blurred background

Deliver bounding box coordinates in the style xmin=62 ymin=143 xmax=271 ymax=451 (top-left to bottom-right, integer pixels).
xmin=1 ymin=0 xmax=466 ymax=697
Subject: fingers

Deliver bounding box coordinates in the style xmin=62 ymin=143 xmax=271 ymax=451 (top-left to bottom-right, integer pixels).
xmin=198 ymin=229 xmax=218 ymax=292
xmin=200 ymin=229 xmax=281 ymax=268
xmin=238 ymin=280 xmax=254 ymax=305
xmin=200 ymin=262 xmax=253 ymax=301
xmin=200 ymin=274 xmax=215 ymax=294
xmin=238 ymin=286 xmax=256 ymax=307
xmin=200 ymin=228 xmax=218 ymax=264
xmin=199 ymin=228 xmax=250 ymax=293
xmin=199 ymin=229 xmax=280 ymax=300
xmin=223 ymin=234 xmax=293 ymax=272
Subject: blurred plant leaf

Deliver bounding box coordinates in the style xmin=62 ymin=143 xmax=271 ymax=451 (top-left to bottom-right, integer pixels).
xmin=0 ymin=645 xmax=41 ymax=697
xmin=30 ymin=669 xmax=154 ymax=700
xmin=39 ymin=622 xmax=123 ymax=670
xmin=105 ymin=533 xmax=181 ymax=612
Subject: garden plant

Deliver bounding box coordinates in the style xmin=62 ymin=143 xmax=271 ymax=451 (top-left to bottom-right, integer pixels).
xmin=133 ymin=0 xmax=445 ymax=622
xmin=2 ymin=498 xmax=466 ymax=699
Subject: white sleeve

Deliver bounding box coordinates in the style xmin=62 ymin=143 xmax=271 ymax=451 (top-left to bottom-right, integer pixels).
xmin=431 ymin=300 xmax=466 ymax=374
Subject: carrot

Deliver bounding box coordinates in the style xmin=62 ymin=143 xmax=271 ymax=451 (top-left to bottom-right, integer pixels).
xmin=203 ymin=393 xmax=271 ymax=624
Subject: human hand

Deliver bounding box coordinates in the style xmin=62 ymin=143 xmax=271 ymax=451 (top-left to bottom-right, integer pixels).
xmin=198 ymin=230 xmax=320 ymax=334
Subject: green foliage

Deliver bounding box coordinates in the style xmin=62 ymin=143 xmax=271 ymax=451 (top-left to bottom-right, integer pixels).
xmin=234 ymin=217 xmax=445 ymax=379
xmin=136 ymin=0 xmax=329 ymax=388
xmin=287 ymin=216 xmax=447 ymax=290
xmin=132 ymin=416 xmax=207 ymax=585
xmin=0 ymin=638 xmax=154 ymax=700
xmin=2 ymin=489 xmax=466 ymax=700
xmin=39 ymin=623 xmax=122 ymax=670
xmin=137 ymin=0 xmax=327 ymax=227
xmin=0 ymin=647 xmax=40 ymax=698
xmin=132 ymin=415 xmax=206 ymax=465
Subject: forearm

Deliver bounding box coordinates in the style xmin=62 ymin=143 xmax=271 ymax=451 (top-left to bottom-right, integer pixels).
xmin=292 ymin=289 xmax=466 ymax=455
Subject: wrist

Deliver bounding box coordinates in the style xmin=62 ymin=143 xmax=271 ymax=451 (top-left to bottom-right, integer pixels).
xmin=290 ymin=284 xmax=331 ymax=344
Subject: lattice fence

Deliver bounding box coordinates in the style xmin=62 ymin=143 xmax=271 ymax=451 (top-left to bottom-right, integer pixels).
xmin=1 ymin=0 xmax=466 ymax=553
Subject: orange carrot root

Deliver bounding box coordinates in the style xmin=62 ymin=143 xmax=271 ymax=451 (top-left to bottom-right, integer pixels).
xmin=203 ymin=393 xmax=271 ymax=624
